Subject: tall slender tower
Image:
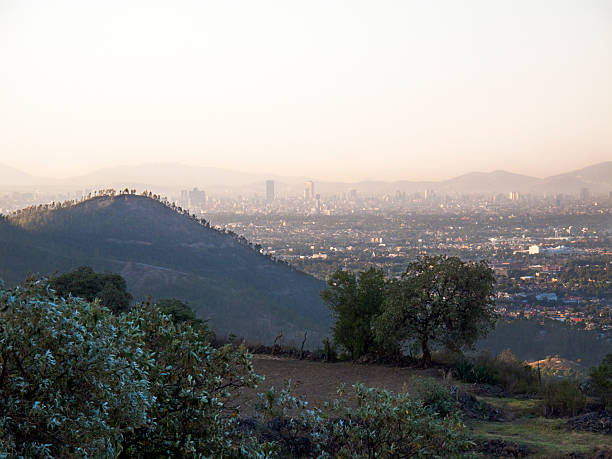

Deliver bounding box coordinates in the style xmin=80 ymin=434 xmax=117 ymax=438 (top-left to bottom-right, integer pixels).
xmin=304 ymin=181 xmax=314 ymax=201
xmin=266 ymin=180 xmax=275 ymax=203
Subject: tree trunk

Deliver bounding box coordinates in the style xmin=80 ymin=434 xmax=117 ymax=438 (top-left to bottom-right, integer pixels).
xmin=421 ymin=338 xmax=432 ymax=368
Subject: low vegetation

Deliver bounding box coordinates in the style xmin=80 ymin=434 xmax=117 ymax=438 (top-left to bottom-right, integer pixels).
xmin=254 ymin=381 xmax=473 ymax=458
xmin=0 ymin=279 xmax=476 ymax=458
xmin=454 ymin=350 xmax=540 ymax=395
xmin=2 ymin=258 xmax=611 ymax=457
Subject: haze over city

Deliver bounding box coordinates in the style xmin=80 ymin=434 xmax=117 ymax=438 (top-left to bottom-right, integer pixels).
xmin=1 ymin=0 xmax=611 ymax=181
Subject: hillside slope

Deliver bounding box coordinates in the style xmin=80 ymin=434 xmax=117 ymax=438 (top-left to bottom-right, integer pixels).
xmin=0 ymin=195 xmax=331 ymax=346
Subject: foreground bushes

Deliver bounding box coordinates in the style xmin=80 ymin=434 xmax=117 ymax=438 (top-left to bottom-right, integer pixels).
xmin=542 ymin=380 xmax=586 ymax=417
xmin=454 ymin=350 xmax=540 ymax=394
xmin=0 ymin=279 xmax=269 ymax=458
xmin=255 ymin=382 xmax=473 ymax=458
xmin=0 ymin=279 xmax=473 ymax=458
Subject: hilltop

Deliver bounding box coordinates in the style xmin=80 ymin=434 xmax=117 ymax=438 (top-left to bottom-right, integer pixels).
xmin=0 ymin=194 xmax=331 ymax=346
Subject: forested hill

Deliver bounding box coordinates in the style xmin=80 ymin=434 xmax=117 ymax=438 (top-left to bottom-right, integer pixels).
xmin=0 ymin=194 xmax=331 ymax=347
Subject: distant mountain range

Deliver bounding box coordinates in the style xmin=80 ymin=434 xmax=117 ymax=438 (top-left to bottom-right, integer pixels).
xmin=1 ymin=161 xmax=611 ymax=195
xmin=0 ymin=195 xmax=331 ymax=346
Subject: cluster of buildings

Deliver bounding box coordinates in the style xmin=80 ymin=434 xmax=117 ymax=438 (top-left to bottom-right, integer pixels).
xmin=207 ymin=199 xmax=611 ymax=333
xmin=2 ymin=182 xmax=610 ymax=334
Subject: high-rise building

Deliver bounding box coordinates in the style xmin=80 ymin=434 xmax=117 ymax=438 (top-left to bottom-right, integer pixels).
xmin=509 ymin=191 xmax=520 ymax=201
xmin=180 ymin=190 xmax=189 ymax=208
xmin=580 ymin=187 xmax=590 ymax=201
xmin=189 ymin=187 xmax=206 ymax=208
xmin=266 ymin=180 xmax=275 ymax=203
xmin=304 ymin=181 xmax=315 ymax=201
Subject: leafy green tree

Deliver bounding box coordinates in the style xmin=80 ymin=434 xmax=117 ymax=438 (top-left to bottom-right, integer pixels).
xmin=320 ymin=267 xmax=385 ymax=359
xmin=375 ymin=255 xmax=496 ymax=367
xmin=51 ymin=266 xmax=132 ymax=313
xmin=156 ymin=297 xmax=200 ymax=323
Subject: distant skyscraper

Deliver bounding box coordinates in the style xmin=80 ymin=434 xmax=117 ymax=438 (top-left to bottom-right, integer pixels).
xmin=180 ymin=190 xmax=189 ymax=208
xmin=189 ymin=187 xmax=206 ymax=208
xmin=304 ymin=181 xmax=315 ymax=201
xmin=509 ymin=191 xmax=520 ymax=201
xmin=266 ymin=180 xmax=275 ymax=203
xmin=580 ymin=187 xmax=590 ymax=201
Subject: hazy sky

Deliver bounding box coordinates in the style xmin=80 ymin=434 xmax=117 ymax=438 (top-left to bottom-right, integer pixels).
xmin=1 ymin=0 xmax=611 ymax=181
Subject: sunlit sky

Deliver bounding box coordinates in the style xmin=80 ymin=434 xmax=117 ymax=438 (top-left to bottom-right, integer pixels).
xmin=0 ymin=0 xmax=611 ymax=181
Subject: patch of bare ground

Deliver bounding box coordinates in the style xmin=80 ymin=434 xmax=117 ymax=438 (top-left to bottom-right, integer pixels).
xmin=239 ymin=354 xmax=439 ymax=413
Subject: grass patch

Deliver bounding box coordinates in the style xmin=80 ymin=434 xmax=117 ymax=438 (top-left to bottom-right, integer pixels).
xmin=467 ymin=417 xmax=611 ymax=457
xmin=478 ymin=396 xmax=542 ymax=418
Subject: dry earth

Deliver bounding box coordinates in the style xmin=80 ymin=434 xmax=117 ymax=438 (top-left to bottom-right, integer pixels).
xmin=240 ymin=354 xmax=440 ymax=412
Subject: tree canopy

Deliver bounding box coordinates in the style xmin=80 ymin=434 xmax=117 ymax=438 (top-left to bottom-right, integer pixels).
xmin=320 ymin=267 xmax=385 ymax=359
xmin=374 ymin=255 xmax=497 ymax=367
xmin=51 ymin=266 xmax=132 ymax=313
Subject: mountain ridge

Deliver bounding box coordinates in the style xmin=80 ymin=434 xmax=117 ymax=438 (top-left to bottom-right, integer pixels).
xmin=0 ymin=194 xmax=332 ymax=346
xmin=1 ymin=161 xmax=610 ymax=195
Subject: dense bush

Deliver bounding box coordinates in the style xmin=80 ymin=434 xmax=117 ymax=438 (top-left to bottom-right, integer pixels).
xmin=0 ymin=279 xmax=270 ymax=458
xmin=50 ymin=266 xmax=132 ymax=313
xmin=0 ymin=279 xmax=149 ymax=457
xmin=410 ymin=377 xmax=457 ymax=417
xmin=454 ymin=350 xmax=539 ymax=394
xmin=454 ymin=359 xmax=498 ymax=385
xmin=255 ymin=382 xmax=473 ymax=458
xmin=119 ymin=306 xmax=266 ymax=457
xmin=589 ymin=353 xmax=612 ymax=408
xmin=542 ymin=380 xmax=586 ymax=417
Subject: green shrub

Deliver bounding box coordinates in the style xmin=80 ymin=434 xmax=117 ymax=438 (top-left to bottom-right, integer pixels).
xmin=256 ymin=383 xmax=474 ymax=458
xmin=0 ymin=278 xmax=269 ymax=458
xmin=589 ymin=353 xmax=612 ymax=408
xmin=0 ymin=279 xmax=149 ymax=457
xmin=541 ymin=380 xmax=586 ymax=417
xmin=454 ymin=350 xmax=539 ymax=394
xmin=411 ymin=377 xmax=457 ymax=417
xmin=120 ymin=306 xmax=264 ymax=457
xmin=454 ymin=359 xmax=497 ymax=385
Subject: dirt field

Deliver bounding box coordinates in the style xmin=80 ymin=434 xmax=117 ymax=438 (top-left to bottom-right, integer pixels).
xmin=242 ymin=354 xmax=440 ymax=410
